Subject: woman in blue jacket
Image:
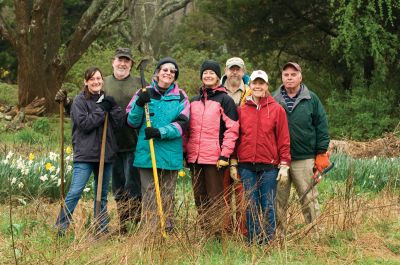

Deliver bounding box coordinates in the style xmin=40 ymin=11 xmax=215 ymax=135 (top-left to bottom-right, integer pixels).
xmin=55 ymin=67 xmax=124 ymax=236
xmin=126 ymin=57 xmax=190 ymax=233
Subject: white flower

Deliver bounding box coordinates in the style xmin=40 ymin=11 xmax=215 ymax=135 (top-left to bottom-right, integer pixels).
xmin=49 ymin=165 xmax=56 ymax=173
xmin=66 ymin=155 xmax=73 ymax=162
xmin=56 ymin=167 xmax=60 ymax=174
xmin=11 ymin=177 xmax=17 ymax=185
xmin=83 ymin=187 xmax=90 ymax=193
xmin=373 ymin=156 xmax=377 ymax=161
xmin=21 ymin=168 xmax=29 ymax=176
xmin=66 ymin=165 xmax=72 ymax=173
xmin=40 ymin=175 xmax=48 ymax=182
xmin=18 ymin=182 xmax=24 ymax=189
xmin=49 ymin=152 xmax=59 ymax=161
xmin=6 ymin=151 xmax=14 ymax=160
xmin=57 ymin=178 xmax=61 ymax=187
xmin=2 ymin=159 xmax=9 ymax=165
xmin=369 ymin=175 xmax=375 ymax=179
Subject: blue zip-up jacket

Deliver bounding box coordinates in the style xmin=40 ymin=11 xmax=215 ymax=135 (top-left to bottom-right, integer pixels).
xmin=126 ymin=81 xmax=190 ymax=170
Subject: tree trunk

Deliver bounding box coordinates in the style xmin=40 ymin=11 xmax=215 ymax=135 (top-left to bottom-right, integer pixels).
xmin=1 ymin=0 xmax=127 ymax=113
xmin=17 ymin=52 xmax=62 ymax=113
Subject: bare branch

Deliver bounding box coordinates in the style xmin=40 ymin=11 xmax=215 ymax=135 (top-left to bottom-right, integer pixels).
xmin=146 ymin=0 xmax=191 ymax=38
xmin=0 ymin=13 xmax=16 ymax=48
xmin=62 ymin=0 xmax=128 ymax=71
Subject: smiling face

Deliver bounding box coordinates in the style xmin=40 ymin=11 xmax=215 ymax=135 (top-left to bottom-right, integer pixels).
xmin=282 ymin=66 xmax=302 ymax=93
xmin=84 ymin=70 xmax=103 ymax=94
xmin=202 ymin=70 xmax=219 ymax=87
xmin=112 ymin=56 xmax=133 ymax=80
xmin=225 ymin=65 xmax=244 ymax=87
xmin=250 ymin=78 xmax=268 ymax=100
xmin=156 ymin=63 xmax=176 ymax=88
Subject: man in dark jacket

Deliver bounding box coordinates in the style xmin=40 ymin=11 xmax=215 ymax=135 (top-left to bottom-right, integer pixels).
xmin=273 ymin=62 xmax=330 ymax=236
xmin=55 ymin=48 xmax=144 ymax=234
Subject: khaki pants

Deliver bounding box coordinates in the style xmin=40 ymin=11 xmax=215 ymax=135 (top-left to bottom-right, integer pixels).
xmin=276 ymin=159 xmax=320 ymax=233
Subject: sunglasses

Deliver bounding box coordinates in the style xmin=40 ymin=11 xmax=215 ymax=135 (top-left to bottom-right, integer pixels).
xmin=160 ymin=68 xmax=177 ymax=74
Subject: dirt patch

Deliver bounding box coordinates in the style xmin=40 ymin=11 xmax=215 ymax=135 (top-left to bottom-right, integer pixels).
xmin=329 ymin=133 xmax=400 ymax=158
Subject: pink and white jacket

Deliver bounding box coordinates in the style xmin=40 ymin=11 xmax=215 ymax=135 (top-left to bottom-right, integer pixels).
xmin=186 ymin=85 xmax=239 ymax=164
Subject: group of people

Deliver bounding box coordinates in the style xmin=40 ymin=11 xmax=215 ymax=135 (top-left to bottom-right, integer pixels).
xmin=54 ymin=47 xmax=331 ymax=244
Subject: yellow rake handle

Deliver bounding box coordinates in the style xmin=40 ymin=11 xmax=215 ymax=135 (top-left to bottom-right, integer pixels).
xmin=143 ymin=89 xmax=167 ymax=238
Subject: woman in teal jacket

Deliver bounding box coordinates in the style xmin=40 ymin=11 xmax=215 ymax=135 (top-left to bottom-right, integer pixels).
xmin=126 ymin=57 xmax=190 ymax=233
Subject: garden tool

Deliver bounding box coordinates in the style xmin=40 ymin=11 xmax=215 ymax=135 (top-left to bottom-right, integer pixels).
xmin=138 ymin=59 xmax=167 ymax=238
xmin=299 ymin=163 xmax=335 ymax=202
xmin=95 ymin=107 xmax=108 ymax=220
xmin=59 ymin=101 xmax=65 ymax=201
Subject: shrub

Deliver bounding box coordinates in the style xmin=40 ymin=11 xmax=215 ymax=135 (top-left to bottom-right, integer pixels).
xmin=327 ymin=86 xmax=397 ymax=140
xmin=15 ymin=129 xmax=42 ymax=145
xmin=32 ymin=118 xmax=51 ymax=134
xmin=0 ymin=82 xmax=18 ymax=105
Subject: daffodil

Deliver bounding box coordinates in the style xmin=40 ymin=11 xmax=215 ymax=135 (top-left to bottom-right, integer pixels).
xmin=49 ymin=152 xmax=58 ymax=161
xmin=45 ymin=162 xmax=52 ymax=171
xmin=28 ymin=153 xmax=35 ymax=161
xmin=11 ymin=177 xmax=17 ymax=185
xmin=40 ymin=175 xmax=48 ymax=182
xmin=66 ymin=146 xmax=72 ymax=155
xmin=6 ymin=151 xmax=14 ymax=160
xmin=178 ymin=170 xmax=186 ymax=177
xmin=18 ymin=182 xmax=24 ymax=189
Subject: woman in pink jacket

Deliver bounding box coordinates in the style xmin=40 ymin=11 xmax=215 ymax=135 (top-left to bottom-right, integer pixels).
xmin=235 ymin=70 xmax=290 ymax=244
xmin=186 ymin=60 xmax=239 ymax=237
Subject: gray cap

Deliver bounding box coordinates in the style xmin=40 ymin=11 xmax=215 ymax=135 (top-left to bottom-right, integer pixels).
xmin=114 ymin=47 xmax=134 ymax=61
xmin=226 ymin=57 xmax=245 ymax=69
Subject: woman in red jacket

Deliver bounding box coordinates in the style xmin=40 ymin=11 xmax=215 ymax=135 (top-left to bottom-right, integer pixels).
xmin=186 ymin=60 xmax=239 ymax=237
xmin=235 ymin=70 xmax=290 ymax=244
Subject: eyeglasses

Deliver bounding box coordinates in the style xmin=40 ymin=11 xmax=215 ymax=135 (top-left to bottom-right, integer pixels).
xmin=161 ymin=68 xmax=177 ymax=74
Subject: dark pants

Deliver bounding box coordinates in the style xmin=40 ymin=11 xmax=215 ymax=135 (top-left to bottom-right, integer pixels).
xmin=190 ymin=163 xmax=225 ymax=236
xmin=112 ymin=151 xmax=141 ymax=228
xmin=139 ymin=168 xmax=177 ymax=233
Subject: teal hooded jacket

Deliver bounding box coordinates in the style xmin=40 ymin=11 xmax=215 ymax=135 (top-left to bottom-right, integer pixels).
xmin=126 ymin=81 xmax=190 ymax=170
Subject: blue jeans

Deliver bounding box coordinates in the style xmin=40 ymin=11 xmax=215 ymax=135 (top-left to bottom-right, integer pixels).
xmin=239 ymin=167 xmax=278 ymax=244
xmin=55 ymin=162 xmax=112 ymax=232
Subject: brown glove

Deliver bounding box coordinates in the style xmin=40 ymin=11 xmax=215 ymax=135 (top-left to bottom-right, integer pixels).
xmin=55 ymin=89 xmax=70 ymax=105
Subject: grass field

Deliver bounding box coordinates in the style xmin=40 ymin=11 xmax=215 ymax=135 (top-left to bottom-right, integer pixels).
xmin=0 ymin=153 xmax=399 ymax=264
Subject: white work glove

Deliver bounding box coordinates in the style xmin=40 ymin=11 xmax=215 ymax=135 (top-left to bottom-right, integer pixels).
xmin=229 ymin=159 xmax=239 ymax=182
xmin=276 ymin=164 xmax=290 ymax=186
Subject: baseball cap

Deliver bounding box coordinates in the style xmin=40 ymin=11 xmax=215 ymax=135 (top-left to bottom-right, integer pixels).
xmin=114 ymin=47 xmax=134 ymax=61
xmin=250 ymin=70 xmax=269 ymax=83
xmin=226 ymin=57 xmax=245 ymax=69
xmin=282 ymin=62 xmax=302 ymax=72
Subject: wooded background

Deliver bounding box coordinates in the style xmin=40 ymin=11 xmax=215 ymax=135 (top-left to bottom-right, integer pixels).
xmin=0 ymin=0 xmax=399 ymax=140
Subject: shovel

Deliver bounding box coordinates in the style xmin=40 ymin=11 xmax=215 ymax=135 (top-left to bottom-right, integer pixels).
xmin=95 ymin=100 xmax=109 ymax=222
xmin=138 ymin=59 xmax=167 ymax=238
xmin=59 ymin=102 xmax=65 ymax=201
